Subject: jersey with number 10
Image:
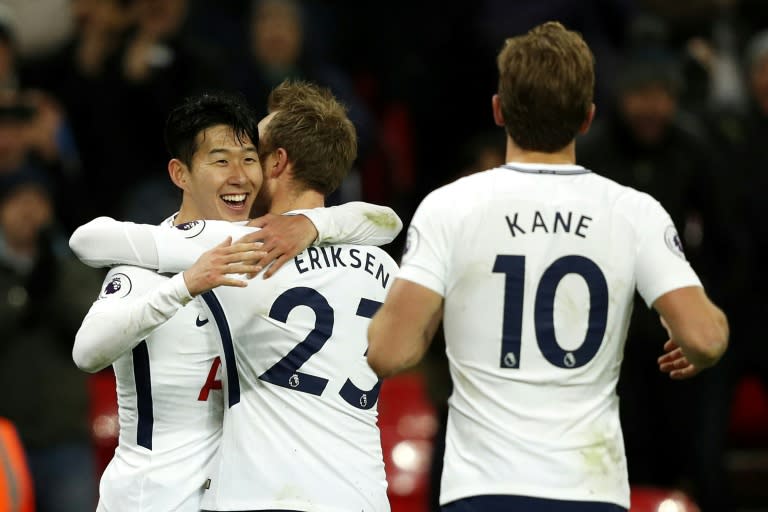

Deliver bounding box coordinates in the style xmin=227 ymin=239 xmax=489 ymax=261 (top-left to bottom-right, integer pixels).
xmin=199 ymin=241 xmax=398 ymax=512
xmin=398 ymin=163 xmax=702 ymax=509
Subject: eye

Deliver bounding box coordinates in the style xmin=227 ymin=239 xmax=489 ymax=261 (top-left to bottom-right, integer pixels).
xmin=215 ymin=159 xmax=228 ymax=165
xmin=244 ymin=157 xmax=257 ymax=164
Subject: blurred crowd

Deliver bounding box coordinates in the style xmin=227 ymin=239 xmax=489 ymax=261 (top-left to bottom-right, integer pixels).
xmin=0 ymin=0 xmax=767 ymax=511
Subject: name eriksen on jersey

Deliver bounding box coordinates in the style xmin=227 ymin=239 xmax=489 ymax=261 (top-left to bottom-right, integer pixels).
xmin=294 ymin=246 xmax=390 ymax=288
xmin=505 ymin=210 xmax=593 ymax=238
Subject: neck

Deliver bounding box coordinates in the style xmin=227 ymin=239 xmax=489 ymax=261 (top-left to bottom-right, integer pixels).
xmin=174 ymin=197 xmax=200 ymax=225
xmin=268 ymin=188 xmax=325 ymax=214
xmin=505 ymin=138 xmax=577 ymax=165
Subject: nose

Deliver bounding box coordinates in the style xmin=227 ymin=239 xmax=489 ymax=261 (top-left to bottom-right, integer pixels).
xmin=228 ymin=162 xmax=248 ymax=185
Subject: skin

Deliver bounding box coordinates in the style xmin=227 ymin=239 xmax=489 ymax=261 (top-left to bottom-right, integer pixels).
xmin=0 ymin=185 xmax=53 ymax=256
xmin=167 ymin=123 xmax=267 ymax=296
xmin=169 ymin=124 xmax=262 ymax=224
xmin=171 ymin=119 xmax=321 ymax=294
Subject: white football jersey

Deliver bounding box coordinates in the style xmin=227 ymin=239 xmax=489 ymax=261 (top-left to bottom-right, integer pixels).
xmin=94 ymin=266 xmax=224 ymax=512
xmin=81 ymin=218 xmax=225 ymax=512
xmin=195 ymin=241 xmax=397 ymax=511
xmin=398 ymin=163 xmax=702 ymax=509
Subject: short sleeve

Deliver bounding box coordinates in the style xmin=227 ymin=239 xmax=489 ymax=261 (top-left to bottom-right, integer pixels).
xmin=634 ymin=196 xmax=702 ymax=306
xmin=396 ymin=189 xmax=452 ymax=296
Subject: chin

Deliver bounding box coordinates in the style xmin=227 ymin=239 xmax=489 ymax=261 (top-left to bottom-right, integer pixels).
xmin=220 ymin=209 xmax=250 ymax=222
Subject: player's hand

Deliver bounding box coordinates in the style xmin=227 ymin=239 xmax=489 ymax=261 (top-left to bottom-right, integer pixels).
xmin=657 ymin=340 xmax=702 ymax=380
xmin=244 ymin=213 xmax=318 ymax=278
xmin=182 ymin=237 xmax=266 ymax=296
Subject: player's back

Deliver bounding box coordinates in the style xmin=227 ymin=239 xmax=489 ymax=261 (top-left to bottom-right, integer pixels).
xmin=416 ymin=163 xmax=697 ymax=508
xmin=201 ymin=243 xmax=397 ymax=512
xmin=95 ymin=266 xmax=224 ymax=512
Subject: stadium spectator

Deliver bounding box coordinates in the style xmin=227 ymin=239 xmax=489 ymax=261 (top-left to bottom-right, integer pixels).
xmin=236 ymin=0 xmax=375 ymax=203
xmin=0 ymin=166 xmax=104 ymax=511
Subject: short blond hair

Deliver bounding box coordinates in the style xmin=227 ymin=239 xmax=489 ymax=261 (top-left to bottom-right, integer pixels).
xmin=263 ymin=80 xmax=357 ymax=195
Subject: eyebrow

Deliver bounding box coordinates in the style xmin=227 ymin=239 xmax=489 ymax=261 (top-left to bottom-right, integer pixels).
xmin=208 ymin=145 xmax=258 ymax=155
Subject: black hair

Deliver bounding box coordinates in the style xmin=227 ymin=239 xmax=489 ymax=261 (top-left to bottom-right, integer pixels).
xmin=164 ymin=92 xmax=260 ymax=168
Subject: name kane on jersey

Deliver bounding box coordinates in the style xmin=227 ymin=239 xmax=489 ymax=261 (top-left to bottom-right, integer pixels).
xmin=505 ymin=210 xmax=593 ymax=238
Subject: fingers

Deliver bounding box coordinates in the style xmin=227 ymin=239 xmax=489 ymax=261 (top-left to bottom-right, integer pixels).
xmin=670 ymin=364 xmax=700 ymax=380
xmin=657 ymin=347 xmax=684 ymax=365
xmin=658 ymin=355 xmax=688 ymax=373
xmin=263 ymin=254 xmax=291 ymax=278
xmin=235 ymin=231 xmax=266 ymax=245
xmin=219 ymin=247 xmax=267 ymax=265
xmin=224 ymin=263 xmax=263 ymax=275
xmin=658 ymin=352 xmax=701 ymax=379
xmin=251 ymin=250 xmax=278 ymax=277
xmin=246 ymin=213 xmax=277 ymax=229
xmin=216 ymin=236 xmax=233 ymax=247
xmin=662 ymin=339 xmax=677 ymax=352
xmin=219 ymin=276 xmax=250 ymax=288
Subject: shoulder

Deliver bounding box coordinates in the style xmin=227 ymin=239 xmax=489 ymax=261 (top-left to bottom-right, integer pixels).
xmin=417 ymin=171 xmax=495 ymax=217
xmin=98 ymin=265 xmax=167 ymax=300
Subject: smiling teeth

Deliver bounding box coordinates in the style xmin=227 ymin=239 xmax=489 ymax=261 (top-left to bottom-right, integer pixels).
xmin=221 ymin=194 xmax=246 ymax=202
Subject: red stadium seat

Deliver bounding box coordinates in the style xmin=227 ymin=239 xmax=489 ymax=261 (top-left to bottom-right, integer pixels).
xmin=0 ymin=418 xmax=35 ymax=512
xmin=378 ymin=372 xmax=438 ymax=512
xmin=88 ymin=369 xmax=119 ymax=477
xmin=728 ymin=375 xmax=768 ymax=444
xmin=630 ymin=486 xmax=700 ymax=512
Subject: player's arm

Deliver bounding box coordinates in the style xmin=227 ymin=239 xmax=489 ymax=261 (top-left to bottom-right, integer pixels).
xmin=73 ymin=267 xmax=192 ymax=373
xmin=367 ymin=278 xmax=443 ymax=378
xmin=653 ymin=287 xmax=728 ymax=379
xmin=296 ymin=202 xmax=403 ymax=246
xmin=368 ymin=189 xmax=451 ymax=377
xmin=69 ymin=217 xmax=160 ymax=268
xmin=69 ymin=217 xmax=266 ymax=273
xmin=631 ymin=194 xmax=729 ymax=379
xmin=72 ymin=239 xmax=261 ymax=372
xmin=246 ymin=202 xmax=403 ymax=277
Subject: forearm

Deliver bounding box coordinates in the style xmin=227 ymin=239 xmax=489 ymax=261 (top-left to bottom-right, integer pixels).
xmin=73 ymin=273 xmax=192 ymax=372
xmin=674 ymin=303 xmax=729 ymax=369
xmin=367 ymin=317 xmax=427 ymax=378
xmin=299 ymin=202 xmax=403 ymax=246
xmin=69 ymin=217 xmax=160 ymax=268
xmin=367 ymin=283 xmax=443 ymax=378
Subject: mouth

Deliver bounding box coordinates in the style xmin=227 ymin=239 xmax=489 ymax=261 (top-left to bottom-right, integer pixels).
xmin=220 ymin=193 xmax=249 ymax=210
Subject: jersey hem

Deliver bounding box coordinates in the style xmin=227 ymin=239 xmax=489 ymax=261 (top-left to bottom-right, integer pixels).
xmin=440 ymin=483 xmax=629 ymax=509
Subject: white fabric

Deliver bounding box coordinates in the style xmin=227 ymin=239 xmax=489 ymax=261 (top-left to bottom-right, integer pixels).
xmin=296 ymin=201 xmax=403 ymax=246
xmin=187 ymin=239 xmax=397 ymax=511
xmin=69 ymin=216 xmax=160 ymax=269
xmin=69 ymin=204 xmax=402 ymax=511
xmin=75 ymin=217 xmax=224 ymax=511
xmin=69 ymin=202 xmax=402 ymax=270
xmin=84 ymin=269 xmax=223 ymax=512
xmin=398 ymin=163 xmax=702 ymax=508
xmin=72 ymin=271 xmax=191 ymax=372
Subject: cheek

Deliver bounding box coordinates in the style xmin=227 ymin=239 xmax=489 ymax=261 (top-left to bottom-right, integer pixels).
xmin=247 ymin=168 xmax=264 ymax=189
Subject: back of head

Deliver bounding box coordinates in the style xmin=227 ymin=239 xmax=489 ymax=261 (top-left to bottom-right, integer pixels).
xmin=497 ymin=21 xmax=594 ymax=152
xmin=164 ymin=92 xmax=260 ymax=168
xmin=264 ymin=79 xmax=356 ymax=195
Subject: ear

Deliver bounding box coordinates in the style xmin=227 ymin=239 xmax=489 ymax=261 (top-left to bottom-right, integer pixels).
xmin=578 ymin=103 xmax=596 ymax=135
xmin=268 ymin=148 xmax=290 ymax=179
xmin=168 ymin=159 xmax=188 ymax=191
xmin=492 ymin=94 xmax=505 ymax=127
